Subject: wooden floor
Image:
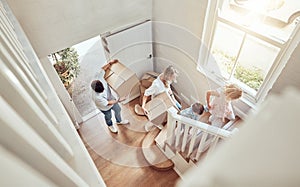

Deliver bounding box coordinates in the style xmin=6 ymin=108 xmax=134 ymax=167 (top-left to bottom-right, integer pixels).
xmin=78 ymin=98 xmax=180 ymax=187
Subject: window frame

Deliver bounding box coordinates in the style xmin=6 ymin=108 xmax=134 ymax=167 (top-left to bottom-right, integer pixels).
xmin=198 ymin=0 xmax=300 ymax=105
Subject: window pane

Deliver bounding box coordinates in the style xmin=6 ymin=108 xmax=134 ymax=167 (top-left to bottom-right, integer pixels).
xmin=234 ymin=35 xmax=280 ymax=91
xmin=219 ymin=0 xmax=300 ymax=43
xmin=210 ymin=22 xmax=244 ymax=79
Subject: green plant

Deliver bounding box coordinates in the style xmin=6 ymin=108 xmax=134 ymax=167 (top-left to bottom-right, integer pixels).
xmin=213 ymin=49 xmax=264 ymax=91
xmin=52 ymin=47 xmax=80 ymax=88
xmin=234 ymin=65 xmax=263 ymax=91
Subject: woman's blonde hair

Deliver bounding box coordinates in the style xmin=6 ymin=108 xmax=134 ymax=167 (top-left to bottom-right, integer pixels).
xmin=225 ymin=84 xmax=242 ymax=100
xmin=162 ymin=65 xmax=178 ymax=87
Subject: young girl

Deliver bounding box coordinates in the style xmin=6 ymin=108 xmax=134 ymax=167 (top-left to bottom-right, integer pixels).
xmin=206 ymin=84 xmax=242 ymax=128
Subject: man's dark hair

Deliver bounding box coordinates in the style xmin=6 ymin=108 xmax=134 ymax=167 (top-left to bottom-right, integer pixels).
xmin=91 ymin=80 xmax=104 ymax=93
xmin=192 ymin=103 xmax=204 ymax=115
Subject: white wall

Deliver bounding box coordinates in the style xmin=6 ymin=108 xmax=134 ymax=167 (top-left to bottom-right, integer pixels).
xmin=152 ymin=0 xmax=209 ymax=105
xmin=5 ymin=0 xmax=151 ymax=58
xmin=271 ymin=42 xmax=300 ymax=95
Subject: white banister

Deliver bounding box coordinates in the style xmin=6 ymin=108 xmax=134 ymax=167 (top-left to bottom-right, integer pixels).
xmin=0 ymin=10 xmax=59 ymax=127
xmin=0 ymin=60 xmax=74 ymax=161
xmin=166 ymin=107 xmax=234 ymax=161
xmin=206 ymin=136 xmax=220 ymax=158
xmin=175 ymin=121 xmax=182 ymax=148
xmin=0 ymin=37 xmax=58 ymax=125
xmin=166 ymin=107 xmax=178 ymax=146
xmin=0 ymin=97 xmax=88 ymax=187
xmin=0 ymin=8 xmax=39 ymax=81
xmin=187 ymin=127 xmax=198 ymax=157
xmin=195 ymin=132 xmax=209 ymax=160
xmin=181 ymin=124 xmax=190 ymax=152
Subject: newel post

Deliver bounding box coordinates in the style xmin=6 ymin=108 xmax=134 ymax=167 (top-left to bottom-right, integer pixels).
xmin=166 ymin=107 xmax=178 ymax=146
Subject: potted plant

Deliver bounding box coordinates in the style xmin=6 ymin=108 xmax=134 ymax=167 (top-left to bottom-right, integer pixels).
xmin=52 ymin=47 xmax=80 ymax=90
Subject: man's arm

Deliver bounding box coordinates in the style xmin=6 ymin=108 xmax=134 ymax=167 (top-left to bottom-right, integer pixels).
xmin=102 ymin=59 xmax=118 ymax=71
xmin=107 ymin=99 xmax=119 ymax=105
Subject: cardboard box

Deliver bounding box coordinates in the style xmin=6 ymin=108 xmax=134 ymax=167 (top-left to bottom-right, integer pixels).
xmin=104 ymin=61 xmax=140 ymax=101
xmin=140 ymin=74 xmax=155 ymax=88
xmin=144 ymin=92 xmax=178 ymax=121
xmin=145 ymin=71 xmax=160 ymax=78
xmin=136 ymin=71 xmax=179 ymax=121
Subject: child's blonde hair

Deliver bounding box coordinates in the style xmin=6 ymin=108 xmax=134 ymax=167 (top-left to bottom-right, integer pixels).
xmin=225 ymin=84 xmax=242 ymax=100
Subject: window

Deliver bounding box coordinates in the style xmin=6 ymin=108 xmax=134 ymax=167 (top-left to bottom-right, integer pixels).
xmin=199 ymin=0 xmax=300 ymax=103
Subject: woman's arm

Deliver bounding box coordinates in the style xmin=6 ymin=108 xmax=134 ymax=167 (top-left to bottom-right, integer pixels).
xmin=142 ymin=81 xmax=159 ymax=115
xmin=168 ymin=89 xmax=176 ymax=100
xmin=206 ymin=90 xmax=219 ymax=108
xmin=168 ymin=89 xmax=182 ymax=110
xmin=141 ymin=95 xmax=149 ymax=115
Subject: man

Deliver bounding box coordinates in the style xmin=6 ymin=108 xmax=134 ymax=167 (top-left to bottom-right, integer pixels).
xmin=91 ymin=60 xmax=129 ymax=133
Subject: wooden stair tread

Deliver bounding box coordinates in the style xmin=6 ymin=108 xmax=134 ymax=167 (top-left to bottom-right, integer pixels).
xmin=142 ymin=128 xmax=174 ymax=171
xmin=227 ymin=117 xmax=243 ymax=131
xmin=155 ymin=125 xmax=168 ymax=148
xmin=190 ymin=146 xmax=209 ymax=164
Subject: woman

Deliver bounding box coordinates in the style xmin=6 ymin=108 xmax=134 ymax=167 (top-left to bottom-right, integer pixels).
xmin=141 ymin=65 xmax=181 ymax=115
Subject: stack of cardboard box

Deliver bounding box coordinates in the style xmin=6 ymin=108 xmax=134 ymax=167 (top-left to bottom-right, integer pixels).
xmin=104 ymin=61 xmax=140 ymax=102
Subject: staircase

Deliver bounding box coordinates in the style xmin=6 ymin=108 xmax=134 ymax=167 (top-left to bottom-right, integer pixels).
xmin=142 ymin=127 xmax=174 ymax=171
xmin=142 ymin=106 xmax=242 ymax=177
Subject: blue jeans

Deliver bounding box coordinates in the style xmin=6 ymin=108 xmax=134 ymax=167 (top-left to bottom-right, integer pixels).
xmin=175 ymin=100 xmax=182 ymax=110
xmin=101 ymin=103 xmax=122 ymax=126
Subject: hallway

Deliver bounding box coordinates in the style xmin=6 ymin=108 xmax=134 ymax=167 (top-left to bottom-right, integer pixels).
xmin=78 ymin=98 xmax=180 ymax=187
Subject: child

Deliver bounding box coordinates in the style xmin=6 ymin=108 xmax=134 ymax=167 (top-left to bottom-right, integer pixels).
xmin=206 ymin=84 xmax=242 ymax=128
xmin=177 ymin=102 xmax=208 ymax=134
xmin=179 ymin=102 xmax=208 ymax=121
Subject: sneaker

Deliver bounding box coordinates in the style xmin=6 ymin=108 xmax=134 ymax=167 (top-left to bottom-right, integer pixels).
xmin=117 ymin=119 xmax=129 ymax=125
xmin=108 ymin=125 xmax=118 ymax=133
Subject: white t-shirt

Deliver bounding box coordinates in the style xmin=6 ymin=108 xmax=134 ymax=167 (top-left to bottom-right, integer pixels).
xmin=92 ymin=69 xmax=115 ymax=111
xmin=144 ymin=74 xmax=171 ymax=99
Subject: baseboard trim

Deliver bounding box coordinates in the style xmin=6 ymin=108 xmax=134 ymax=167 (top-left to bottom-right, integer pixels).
xmin=82 ymin=109 xmax=100 ymax=122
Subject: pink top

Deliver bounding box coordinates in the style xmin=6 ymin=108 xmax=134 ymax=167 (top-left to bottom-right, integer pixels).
xmin=209 ymin=87 xmax=235 ymax=120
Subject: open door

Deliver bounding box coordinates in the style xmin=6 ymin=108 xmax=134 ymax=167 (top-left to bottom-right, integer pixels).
xmin=101 ymin=20 xmax=153 ymax=102
xmin=101 ymin=20 xmax=153 ymax=78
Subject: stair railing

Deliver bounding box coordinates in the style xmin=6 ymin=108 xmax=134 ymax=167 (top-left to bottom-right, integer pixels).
xmin=166 ymin=107 xmax=235 ymax=161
